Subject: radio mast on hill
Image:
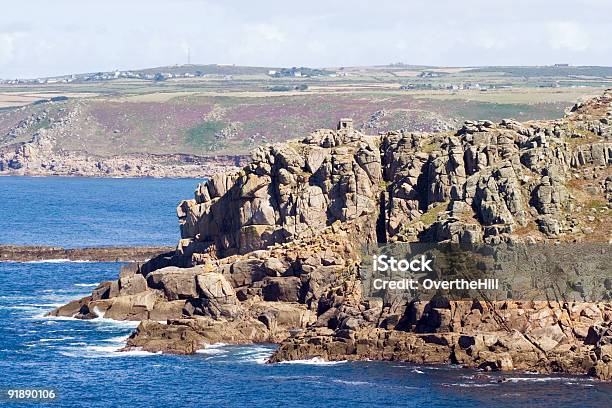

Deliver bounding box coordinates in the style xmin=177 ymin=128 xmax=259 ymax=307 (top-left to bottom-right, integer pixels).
xmin=187 ymin=47 xmax=191 ymax=65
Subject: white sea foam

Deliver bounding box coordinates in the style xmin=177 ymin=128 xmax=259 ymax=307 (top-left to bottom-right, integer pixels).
xmin=104 ymin=335 xmax=130 ymax=344
xmin=88 ymin=307 xmax=140 ymax=328
xmin=32 ymin=310 xmax=141 ymax=328
xmin=29 ymin=303 xmax=65 ymax=308
xmin=0 ymin=305 xmax=42 ymax=311
xmin=91 ymin=306 xmax=105 ymax=318
xmin=59 ymin=344 xmax=161 ymax=358
xmin=74 ymin=283 xmax=99 ymax=287
xmin=263 ymin=375 xmax=322 ymax=381
xmin=196 ymin=343 xmax=229 ymax=355
xmin=507 ymin=377 xmax=585 ymax=383
xmin=4 ymin=259 xmax=93 ymax=264
xmin=278 ymin=357 xmax=347 ymax=366
xmin=34 ymin=314 xmax=77 ymax=321
xmin=412 ymin=369 xmax=425 ymax=374
xmin=196 ymin=348 xmax=227 ymax=355
xmin=447 ymin=383 xmax=496 ymax=388
xmin=233 ymin=345 xmax=275 ymax=364
xmin=39 ymin=336 xmax=75 ymax=342
xmin=90 ymin=316 xmax=140 ymax=329
xmin=332 ymin=379 xmax=372 ymax=386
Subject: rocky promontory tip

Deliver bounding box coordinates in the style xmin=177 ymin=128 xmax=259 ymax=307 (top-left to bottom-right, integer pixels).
xmin=50 ymin=91 xmax=612 ymax=380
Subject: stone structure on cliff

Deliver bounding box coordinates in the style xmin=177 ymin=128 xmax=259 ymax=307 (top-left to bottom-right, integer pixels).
xmin=50 ymin=91 xmax=612 ymax=379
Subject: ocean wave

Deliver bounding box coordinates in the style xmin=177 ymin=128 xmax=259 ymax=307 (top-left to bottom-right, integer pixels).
xmin=74 ymin=283 xmax=100 ymax=287
xmin=263 ymin=375 xmax=322 ymax=381
xmin=32 ymin=312 xmax=141 ymax=328
xmin=392 ymin=364 xmax=444 ymax=370
xmin=196 ymin=343 xmax=229 ymax=355
xmin=507 ymin=377 xmax=588 ymax=383
xmin=32 ymin=314 xmax=78 ymax=321
xmin=29 ymin=303 xmax=66 ymax=308
xmin=2 ymin=259 xmax=93 ymax=264
xmin=444 ymin=383 xmax=497 ymax=388
xmin=59 ymin=344 xmax=161 ymax=358
xmin=90 ymin=316 xmax=141 ymax=329
xmin=278 ymin=357 xmax=347 ymax=366
xmin=103 ymin=335 xmax=130 ymax=343
xmin=233 ymin=345 xmax=275 ymax=364
xmin=0 ymin=305 xmax=43 ymax=311
xmin=195 ymin=345 xmax=276 ymax=364
xmin=46 ymin=328 xmax=89 ymax=333
xmin=39 ymin=336 xmax=75 ymax=342
xmin=88 ymin=308 xmax=140 ymax=328
xmin=332 ymin=379 xmax=372 ymax=386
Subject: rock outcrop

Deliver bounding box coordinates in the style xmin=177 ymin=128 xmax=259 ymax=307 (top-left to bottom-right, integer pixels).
xmin=50 ymin=91 xmax=612 ymax=379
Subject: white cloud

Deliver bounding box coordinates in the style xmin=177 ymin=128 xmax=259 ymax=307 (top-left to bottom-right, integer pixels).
xmin=546 ymin=22 xmax=591 ymax=51
xmin=0 ymin=32 xmax=17 ymax=65
xmin=0 ymin=1 xmax=610 ymax=78
xmin=248 ymin=23 xmax=286 ymax=43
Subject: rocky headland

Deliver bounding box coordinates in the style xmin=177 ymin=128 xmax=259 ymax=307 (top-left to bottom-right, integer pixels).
xmin=0 ymin=130 xmax=244 ymax=178
xmin=0 ymin=105 xmax=244 ymax=177
xmin=50 ymin=91 xmax=612 ymax=379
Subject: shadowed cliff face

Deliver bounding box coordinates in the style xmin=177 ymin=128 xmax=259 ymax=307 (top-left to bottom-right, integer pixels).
xmin=50 ymin=92 xmax=612 ymax=379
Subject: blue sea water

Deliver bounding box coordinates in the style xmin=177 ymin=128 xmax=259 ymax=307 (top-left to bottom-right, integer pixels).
xmin=0 ymin=177 xmax=611 ymax=407
xmin=0 ymin=176 xmax=203 ymax=247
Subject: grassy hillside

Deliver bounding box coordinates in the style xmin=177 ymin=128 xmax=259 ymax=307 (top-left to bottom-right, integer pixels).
xmin=0 ymin=64 xmax=609 ymax=157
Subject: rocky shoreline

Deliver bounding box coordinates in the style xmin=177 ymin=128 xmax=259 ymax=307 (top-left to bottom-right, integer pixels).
xmin=0 ymin=131 xmax=245 ymax=178
xmin=49 ymin=92 xmax=612 ymax=379
xmin=0 ymin=245 xmax=174 ymax=262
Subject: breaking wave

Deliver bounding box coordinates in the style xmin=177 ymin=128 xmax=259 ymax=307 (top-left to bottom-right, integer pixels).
xmin=278 ymin=357 xmax=347 ymax=366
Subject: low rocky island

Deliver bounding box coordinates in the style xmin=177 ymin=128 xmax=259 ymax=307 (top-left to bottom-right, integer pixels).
xmin=50 ymin=92 xmax=612 ymax=380
xmin=0 ymin=245 xmax=174 ymax=262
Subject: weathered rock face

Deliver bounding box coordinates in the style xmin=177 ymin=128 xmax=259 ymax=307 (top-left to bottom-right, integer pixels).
xmin=177 ymin=128 xmax=383 ymax=257
xmin=270 ymin=300 xmax=612 ymax=378
xmin=51 ymin=92 xmax=612 ymax=379
xmin=176 ymin=92 xmax=611 ymax=262
xmin=48 ymin=227 xmax=359 ymax=352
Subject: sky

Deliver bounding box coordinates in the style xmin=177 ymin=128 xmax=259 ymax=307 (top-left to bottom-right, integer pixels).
xmin=1 ymin=0 xmax=611 ymax=78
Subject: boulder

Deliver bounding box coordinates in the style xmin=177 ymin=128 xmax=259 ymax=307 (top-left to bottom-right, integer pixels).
xmin=262 ymin=277 xmax=302 ymax=302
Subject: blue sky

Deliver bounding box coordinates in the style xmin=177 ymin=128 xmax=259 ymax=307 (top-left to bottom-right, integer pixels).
xmin=1 ymin=0 xmax=610 ymax=78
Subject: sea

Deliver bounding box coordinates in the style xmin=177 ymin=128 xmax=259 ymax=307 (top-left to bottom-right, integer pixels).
xmin=0 ymin=176 xmax=610 ymax=407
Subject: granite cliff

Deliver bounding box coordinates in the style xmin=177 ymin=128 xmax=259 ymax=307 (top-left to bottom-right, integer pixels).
xmin=50 ymin=91 xmax=612 ymax=379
